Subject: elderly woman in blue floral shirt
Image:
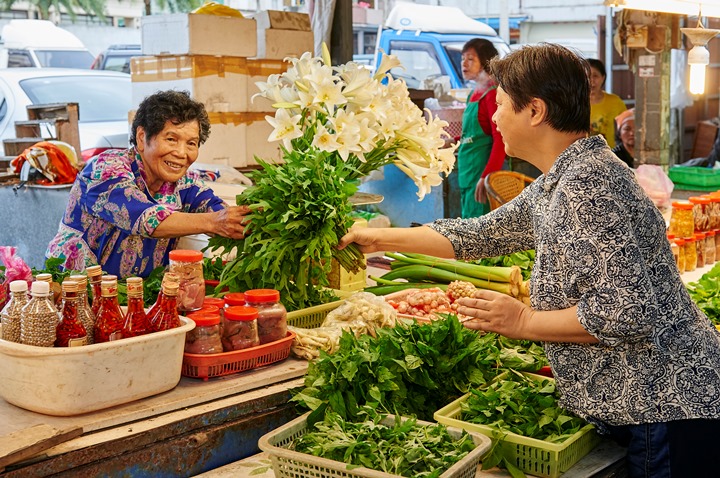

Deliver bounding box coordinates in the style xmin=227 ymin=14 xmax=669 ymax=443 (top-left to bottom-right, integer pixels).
xmin=46 ymin=90 xmax=249 ymax=278
xmin=339 ymin=44 xmax=720 ymax=477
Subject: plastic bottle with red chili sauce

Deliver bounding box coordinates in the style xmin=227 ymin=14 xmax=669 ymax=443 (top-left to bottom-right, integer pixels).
xmin=94 ymin=278 xmax=125 ymax=343
xmin=222 ymin=306 xmax=260 ymax=351
xmin=185 ymin=310 xmax=224 ymax=354
xmin=149 ymin=273 xmax=181 ymax=332
xmin=168 ymin=249 xmax=205 ymax=313
xmin=55 ymin=280 xmax=88 ymax=347
xmin=69 ymin=274 xmax=95 ymax=344
xmin=123 ymin=277 xmax=152 ymax=338
xmin=86 ymin=265 xmax=103 ymax=316
xmin=244 ymin=289 xmax=287 ymax=344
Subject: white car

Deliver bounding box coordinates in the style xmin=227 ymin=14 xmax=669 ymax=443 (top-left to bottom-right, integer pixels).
xmin=0 ymin=68 xmax=131 ymax=160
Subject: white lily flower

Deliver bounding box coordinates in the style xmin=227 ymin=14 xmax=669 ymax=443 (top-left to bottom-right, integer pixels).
xmin=374 ymin=51 xmax=403 ymax=80
xmin=266 ymin=108 xmax=302 ymax=151
xmin=312 ymin=123 xmax=342 ymax=153
xmin=312 ymin=78 xmax=348 ymax=111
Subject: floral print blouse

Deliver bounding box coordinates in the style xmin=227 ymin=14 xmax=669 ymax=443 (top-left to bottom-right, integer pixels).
xmin=430 ymin=136 xmax=720 ymax=428
xmin=46 ymin=148 xmax=225 ymax=278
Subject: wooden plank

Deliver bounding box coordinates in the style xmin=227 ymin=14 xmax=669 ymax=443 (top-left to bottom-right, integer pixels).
xmin=0 ymin=424 xmax=82 ymax=469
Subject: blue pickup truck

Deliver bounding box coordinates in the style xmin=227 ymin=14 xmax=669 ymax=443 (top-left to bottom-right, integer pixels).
xmin=374 ymin=3 xmax=511 ymax=90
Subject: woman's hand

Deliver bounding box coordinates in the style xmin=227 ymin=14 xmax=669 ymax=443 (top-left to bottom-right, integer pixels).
xmin=456 ymin=289 xmax=533 ymax=339
xmin=475 ymin=177 xmax=487 ymax=203
xmin=213 ymin=205 xmax=252 ymax=239
xmin=338 ymin=227 xmax=383 ymax=254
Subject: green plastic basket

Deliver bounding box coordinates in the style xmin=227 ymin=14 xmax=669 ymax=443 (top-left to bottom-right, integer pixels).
xmin=668 ymin=166 xmax=720 ymax=188
xmin=287 ymin=300 xmax=343 ymax=329
xmin=433 ymin=372 xmax=601 ymax=478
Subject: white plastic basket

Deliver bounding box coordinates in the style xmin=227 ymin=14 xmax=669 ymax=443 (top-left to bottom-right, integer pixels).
xmin=0 ymin=317 xmax=195 ymax=416
xmin=258 ymin=412 xmax=492 ymax=478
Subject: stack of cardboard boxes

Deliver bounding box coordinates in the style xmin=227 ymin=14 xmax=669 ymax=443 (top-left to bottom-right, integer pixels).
xmin=131 ymin=10 xmax=314 ymax=169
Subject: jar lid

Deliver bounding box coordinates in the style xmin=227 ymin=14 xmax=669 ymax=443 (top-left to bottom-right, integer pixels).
xmin=35 ymin=273 xmax=52 ymax=283
xmin=244 ymin=289 xmax=280 ymax=303
xmin=683 ymin=236 xmax=696 ymax=242
xmin=186 ymin=312 xmax=220 ymax=327
xmin=126 ymin=277 xmax=144 ymax=295
xmin=667 ymin=233 xmax=675 ymax=240
xmin=203 ymin=297 xmax=225 ymax=308
xmin=9 ymin=280 xmax=28 ymax=292
xmin=707 ymin=230 xmax=716 ymax=237
xmin=102 ymin=274 xmax=118 ymax=283
xmin=689 ymin=196 xmax=712 ymax=205
xmin=224 ymin=292 xmax=246 ymax=306
xmin=674 ymin=238 xmax=686 ymax=246
xmin=169 ymin=249 xmax=204 ymax=263
xmin=224 ymin=306 xmax=259 ymax=322
xmin=671 ymin=201 xmax=694 ymax=210
xmin=695 ymin=232 xmax=706 ymax=240
xmin=195 ymin=305 xmax=220 ymax=315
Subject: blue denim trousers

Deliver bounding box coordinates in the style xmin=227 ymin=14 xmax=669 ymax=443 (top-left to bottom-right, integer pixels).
xmin=605 ymin=419 xmax=720 ymax=478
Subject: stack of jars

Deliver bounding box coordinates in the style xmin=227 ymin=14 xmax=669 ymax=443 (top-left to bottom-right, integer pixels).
xmin=669 ymin=198 xmax=720 ymax=275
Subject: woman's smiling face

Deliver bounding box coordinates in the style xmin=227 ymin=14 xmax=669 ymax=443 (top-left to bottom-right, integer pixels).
xmin=137 ymin=120 xmax=200 ymax=193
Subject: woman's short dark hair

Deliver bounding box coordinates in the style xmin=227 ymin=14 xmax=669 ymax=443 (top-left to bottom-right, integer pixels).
xmin=462 ymin=38 xmax=499 ymax=73
xmin=130 ymin=90 xmax=211 ymax=147
xmin=489 ymin=43 xmax=590 ymax=135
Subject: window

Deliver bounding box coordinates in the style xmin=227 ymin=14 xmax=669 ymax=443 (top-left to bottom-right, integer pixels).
xmin=387 ymin=40 xmax=444 ymax=89
xmin=34 ymin=50 xmax=95 ymax=69
xmin=7 ymin=50 xmax=33 ymax=68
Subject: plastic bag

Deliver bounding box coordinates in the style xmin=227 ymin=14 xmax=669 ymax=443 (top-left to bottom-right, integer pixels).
xmin=635 ymin=164 xmax=674 ymax=211
xmin=0 ymin=247 xmax=33 ymax=310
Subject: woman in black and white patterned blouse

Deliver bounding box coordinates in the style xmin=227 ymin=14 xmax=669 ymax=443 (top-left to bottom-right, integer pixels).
xmin=340 ymin=43 xmax=720 ymax=477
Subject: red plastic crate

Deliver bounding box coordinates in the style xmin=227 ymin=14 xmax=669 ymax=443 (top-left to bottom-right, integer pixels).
xmin=181 ymin=331 xmax=296 ymax=380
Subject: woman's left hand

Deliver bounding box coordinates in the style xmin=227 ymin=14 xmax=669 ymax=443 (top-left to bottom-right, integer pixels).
xmin=213 ymin=205 xmax=252 ymax=239
xmin=456 ymin=289 xmax=532 ymax=339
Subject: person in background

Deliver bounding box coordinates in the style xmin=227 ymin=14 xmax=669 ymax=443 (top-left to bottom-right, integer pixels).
xmin=339 ymin=43 xmax=720 ymax=477
xmin=588 ymin=58 xmax=627 ymax=149
xmin=457 ymin=38 xmax=505 ymax=218
xmin=612 ymin=108 xmax=635 ymax=168
xmin=46 ymin=90 xmax=249 ymax=278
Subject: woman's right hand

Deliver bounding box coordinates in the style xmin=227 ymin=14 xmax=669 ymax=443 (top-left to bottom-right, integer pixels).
xmin=213 ymin=205 xmax=252 ymax=239
xmin=338 ymin=227 xmax=383 ymax=254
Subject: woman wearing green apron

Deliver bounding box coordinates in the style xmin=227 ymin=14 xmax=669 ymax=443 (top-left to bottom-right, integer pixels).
xmin=457 ymin=39 xmax=506 ymax=218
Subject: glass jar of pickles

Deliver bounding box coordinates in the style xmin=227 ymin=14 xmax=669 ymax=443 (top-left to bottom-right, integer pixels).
xmin=168 ymin=249 xmax=205 ymax=313
xmin=684 ymin=235 xmax=697 ymax=272
xmin=244 ymin=289 xmax=287 ymax=345
xmin=705 ymin=230 xmax=716 ymax=265
xmin=705 ymin=194 xmax=720 ymax=230
xmin=696 ymin=232 xmax=706 ymax=269
xmin=674 ymin=238 xmax=686 ymax=274
xmin=222 ymin=306 xmax=260 ymax=351
xmin=669 ymin=202 xmax=695 ymax=238
xmin=185 ymin=311 xmax=223 ymax=354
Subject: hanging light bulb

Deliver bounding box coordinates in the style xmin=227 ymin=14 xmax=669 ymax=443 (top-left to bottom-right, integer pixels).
xmin=681 ymin=20 xmax=720 ymax=96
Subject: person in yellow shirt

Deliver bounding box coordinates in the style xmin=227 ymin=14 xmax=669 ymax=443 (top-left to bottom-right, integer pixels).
xmin=588 ymin=58 xmax=626 ymax=148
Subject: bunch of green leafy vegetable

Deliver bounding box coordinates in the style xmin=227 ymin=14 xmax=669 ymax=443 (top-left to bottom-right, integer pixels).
xmin=202 ymin=257 xmax=225 ymax=281
xmin=686 ymin=263 xmax=720 ymax=325
xmin=474 ymin=250 xmax=535 ymax=281
xmin=208 ymin=152 xmax=363 ymax=311
xmin=461 ymin=369 xmax=588 ymax=444
xmin=31 ymin=257 xmax=76 ymax=284
xmin=293 ymin=407 xmax=476 ymax=478
xmin=292 ymin=315 xmax=546 ymax=422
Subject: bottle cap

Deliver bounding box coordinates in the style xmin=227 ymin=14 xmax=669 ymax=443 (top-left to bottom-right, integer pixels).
xmin=224 ymin=292 xmax=245 ymax=306
xmin=31 ymin=281 xmax=50 ymax=295
xmin=102 ymin=274 xmax=118 ymax=283
xmin=62 ymin=280 xmax=78 ymax=293
xmin=35 ymin=273 xmax=52 ymax=283
xmin=69 ymin=274 xmax=88 ymax=287
xmin=169 ymin=249 xmax=204 ymax=263
xmin=224 ymin=306 xmax=259 ymax=322
xmin=9 ymin=280 xmax=28 ymax=293
xmin=126 ymin=277 xmax=144 ymax=296
xmin=101 ymin=280 xmax=118 ymax=297
xmin=86 ymin=265 xmax=102 ymax=277
xmin=244 ymin=289 xmax=280 ymax=303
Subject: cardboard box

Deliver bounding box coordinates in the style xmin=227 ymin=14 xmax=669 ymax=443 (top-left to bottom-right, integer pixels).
xmin=142 ymin=14 xmax=257 ymax=57
xmin=352 ymin=6 xmax=367 ymax=24
xmin=199 ymin=112 xmax=282 ymax=168
xmin=256 ymin=29 xmax=314 ymax=60
xmin=246 ymin=58 xmax=289 ymax=112
xmin=131 ymin=55 xmax=250 ymax=112
xmin=254 ymin=10 xmax=311 ymax=31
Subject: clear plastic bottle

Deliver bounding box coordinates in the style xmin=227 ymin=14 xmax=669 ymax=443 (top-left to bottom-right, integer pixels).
xmin=168 ymin=249 xmax=205 ymax=313
xmin=222 ymin=306 xmax=260 ymax=351
xmin=35 ymin=272 xmax=61 ymax=306
xmin=94 ymin=278 xmax=125 ymax=343
xmin=149 ymin=274 xmax=181 ymax=332
xmin=674 ymin=238 xmax=686 ymax=274
xmin=244 ymin=289 xmax=287 ymax=345
xmin=1 ymin=280 xmax=29 ymax=343
xmin=70 ymin=274 xmax=96 ymax=345
xmin=20 ymin=281 xmax=59 ymax=347
xmin=123 ymin=277 xmax=152 ymax=338
xmin=55 ymin=280 xmax=88 ymax=347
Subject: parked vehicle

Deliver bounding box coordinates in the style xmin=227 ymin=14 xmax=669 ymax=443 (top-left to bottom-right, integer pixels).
xmin=91 ymin=44 xmax=143 ymax=74
xmin=375 ymin=4 xmax=511 ymax=89
xmin=0 ymin=68 xmax=131 ymax=160
xmin=0 ymin=20 xmax=94 ymax=69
